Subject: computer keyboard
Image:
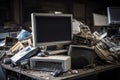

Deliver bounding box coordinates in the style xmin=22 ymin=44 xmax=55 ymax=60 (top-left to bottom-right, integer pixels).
xmin=47 ymin=49 xmax=67 ymax=55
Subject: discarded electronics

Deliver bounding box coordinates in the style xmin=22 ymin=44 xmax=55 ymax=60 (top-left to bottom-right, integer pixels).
xmin=68 ymin=45 xmax=96 ymax=69
xmin=72 ymin=34 xmax=94 ymax=46
xmin=72 ymin=21 xmax=96 ymax=46
xmin=9 ymin=38 xmax=32 ymax=55
xmin=10 ymin=46 xmax=39 ymax=65
xmin=95 ymin=38 xmax=118 ymax=63
xmin=30 ymin=55 xmax=71 ymax=72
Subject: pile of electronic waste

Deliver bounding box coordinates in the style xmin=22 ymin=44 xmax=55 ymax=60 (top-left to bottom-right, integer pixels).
xmin=72 ymin=20 xmax=120 ymax=65
xmin=0 ymin=29 xmax=71 ymax=77
xmin=0 ymin=20 xmax=120 ymax=78
xmin=72 ymin=21 xmax=95 ymax=46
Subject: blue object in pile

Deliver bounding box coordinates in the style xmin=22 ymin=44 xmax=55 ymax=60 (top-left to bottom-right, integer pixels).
xmin=17 ymin=29 xmax=31 ymax=41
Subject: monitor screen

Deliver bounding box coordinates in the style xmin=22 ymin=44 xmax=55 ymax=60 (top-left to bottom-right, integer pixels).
xmin=93 ymin=13 xmax=109 ymax=26
xmin=31 ymin=13 xmax=72 ymax=47
xmin=107 ymin=7 xmax=120 ymax=25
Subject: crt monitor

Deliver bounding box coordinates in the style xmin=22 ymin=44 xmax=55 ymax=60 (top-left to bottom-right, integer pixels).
xmin=107 ymin=7 xmax=120 ymax=25
xmin=93 ymin=13 xmax=109 ymax=26
xmin=31 ymin=13 xmax=72 ymax=47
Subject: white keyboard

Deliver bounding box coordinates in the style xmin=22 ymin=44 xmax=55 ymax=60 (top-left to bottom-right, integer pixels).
xmin=48 ymin=49 xmax=67 ymax=55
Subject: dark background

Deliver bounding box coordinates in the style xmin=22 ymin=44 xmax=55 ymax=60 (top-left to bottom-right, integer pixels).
xmin=0 ymin=0 xmax=120 ymax=31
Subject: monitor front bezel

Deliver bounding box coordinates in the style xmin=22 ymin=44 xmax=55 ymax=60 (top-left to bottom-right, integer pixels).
xmin=107 ymin=7 xmax=120 ymax=25
xmin=31 ymin=13 xmax=73 ymax=47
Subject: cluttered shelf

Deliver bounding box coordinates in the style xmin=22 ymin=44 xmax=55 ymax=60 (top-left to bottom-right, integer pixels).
xmin=2 ymin=63 xmax=120 ymax=80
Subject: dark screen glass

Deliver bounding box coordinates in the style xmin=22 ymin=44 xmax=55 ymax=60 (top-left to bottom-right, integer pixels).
xmin=35 ymin=16 xmax=72 ymax=43
xmin=108 ymin=7 xmax=120 ymax=24
xmin=68 ymin=46 xmax=95 ymax=69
